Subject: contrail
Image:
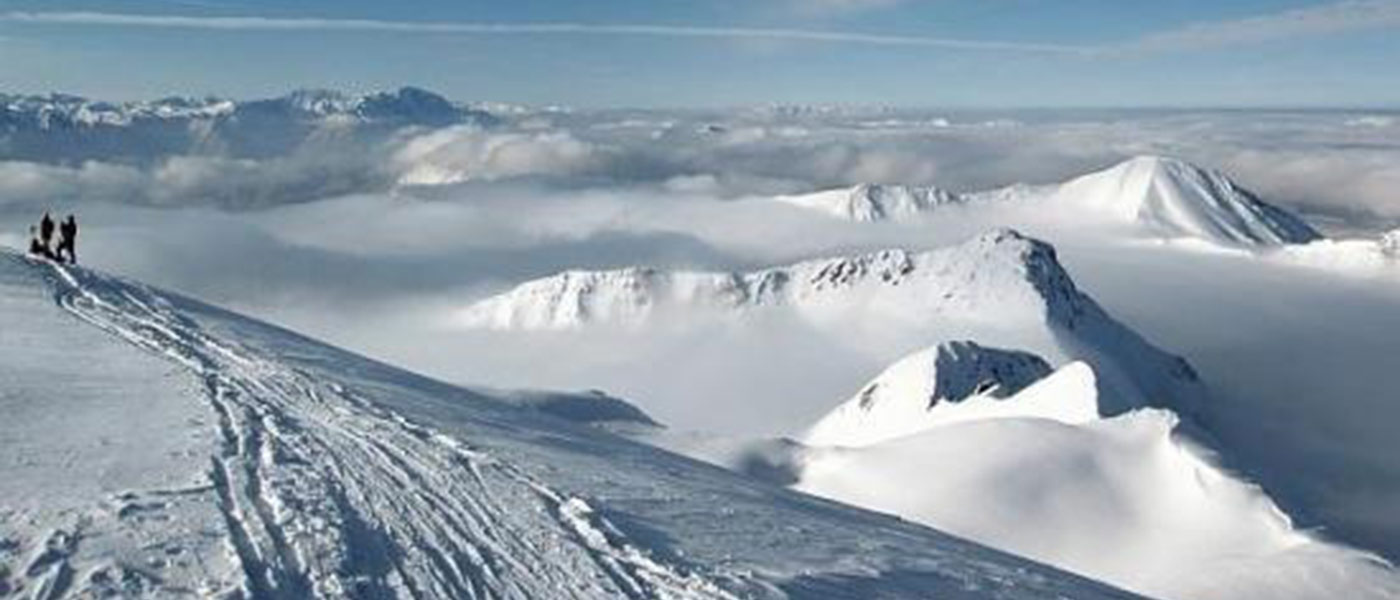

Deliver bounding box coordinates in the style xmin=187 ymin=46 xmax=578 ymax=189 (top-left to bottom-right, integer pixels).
xmin=0 ymin=11 xmax=1096 ymax=54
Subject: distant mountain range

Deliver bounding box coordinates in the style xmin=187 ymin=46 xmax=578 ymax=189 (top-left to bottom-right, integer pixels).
xmin=0 ymin=86 xmax=498 ymax=161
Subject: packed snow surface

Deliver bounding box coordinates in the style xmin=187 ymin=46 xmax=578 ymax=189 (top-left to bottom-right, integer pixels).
xmin=777 ymin=156 xmax=1321 ymax=247
xmin=0 ymin=250 xmax=1142 ymax=599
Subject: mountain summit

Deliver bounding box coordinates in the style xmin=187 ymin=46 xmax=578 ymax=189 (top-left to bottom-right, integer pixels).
xmin=1050 ymin=156 xmax=1321 ymax=245
xmin=777 ymin=156 xmax=1321 ymax=247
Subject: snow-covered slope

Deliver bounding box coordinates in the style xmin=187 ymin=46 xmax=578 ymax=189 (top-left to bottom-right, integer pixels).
xmin=790 ymin=346 xmax=1400 ymax=600
xmin=778 ymin=156 xmax=1321 ymax=247
xmin=775 ymin=183 xmax=963 ymax=222
xmin=797 ymin=406 xmax=1400 ymax=600
xmin=461 ymin=229 xmax=1204 ymax=420
xmin=0 ymin=250 xmax=1142 ymax=599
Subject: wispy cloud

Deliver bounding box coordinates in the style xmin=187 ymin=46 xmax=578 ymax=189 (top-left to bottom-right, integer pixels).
xmin=784 ymin=0 xmax=907 ymax=17
xmin=0 ymin=11 xmax=1092 ymax=54
xmin=8 ymin=2 xmax=1398 ymax=58
xmin=1130 ymin=0 xmax=1400 ymax=52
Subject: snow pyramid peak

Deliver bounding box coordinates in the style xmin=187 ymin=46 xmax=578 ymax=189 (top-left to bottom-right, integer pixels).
xmin=1053 ymin=155 xmax=1322 ymax=245
xmin=803 ymin=341 xmax=1105 ymax=447
xmin=777 ymin=183 xmax=964 ymax=222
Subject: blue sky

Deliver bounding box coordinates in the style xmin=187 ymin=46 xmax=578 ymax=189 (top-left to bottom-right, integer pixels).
xmin=1 ymin=0 xmax=1398 ymax=107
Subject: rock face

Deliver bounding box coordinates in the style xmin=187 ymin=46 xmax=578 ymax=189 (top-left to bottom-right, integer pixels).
xmin=776 ymin=156 xmax=1322 ymax=247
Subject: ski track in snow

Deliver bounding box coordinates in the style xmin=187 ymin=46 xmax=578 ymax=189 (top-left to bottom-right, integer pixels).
xmin=41 ymin=261 xmax=741 ymax=599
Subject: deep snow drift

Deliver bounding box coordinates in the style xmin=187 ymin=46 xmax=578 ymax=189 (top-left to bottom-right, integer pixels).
xmin=777 ymin=156 xmax=1322 ymax=247
xmin=0 ymin=250 xmax=1144 ymax=599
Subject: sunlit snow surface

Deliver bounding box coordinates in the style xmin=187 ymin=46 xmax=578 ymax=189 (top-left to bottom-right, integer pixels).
xmin=6 ymin=98 xmax=1400 ymax=600
xmin=0 ymin=251 xmax=1140 ymax=598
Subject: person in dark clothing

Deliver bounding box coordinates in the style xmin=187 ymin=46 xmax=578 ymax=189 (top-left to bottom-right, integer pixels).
xmin=27 ymin=226 xmax=49 ymax=258
xmin=56 ymin=215 xmax=77 ymax=264
xmin=39 ymin=212 xmax=55 ymax=254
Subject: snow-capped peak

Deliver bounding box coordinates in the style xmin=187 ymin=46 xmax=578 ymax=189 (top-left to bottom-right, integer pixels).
xmin=802 ymin=341 xmax=1103 ymax=447
xmin=776 ymin=183 xmax=963 ymax=222
xmin=1 ymin=86 xmax=494 ymax=132
xmin=1051 ymin=155 xmax=1321 ymax=245
xmin=776 ymin=155 xmax=1321 ymax=248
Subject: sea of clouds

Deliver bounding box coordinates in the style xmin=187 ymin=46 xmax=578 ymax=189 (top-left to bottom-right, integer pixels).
xmin=4 ymin=100 xmax=1400 ymax=563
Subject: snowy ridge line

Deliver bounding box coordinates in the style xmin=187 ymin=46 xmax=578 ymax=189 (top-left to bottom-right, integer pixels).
xmin=778 ymin=156 xmax=1322 ymax=247
xmin=44 ymin=261 xmax=743 ymax=599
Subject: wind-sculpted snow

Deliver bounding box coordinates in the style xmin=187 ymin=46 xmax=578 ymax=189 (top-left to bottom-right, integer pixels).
xmin=777 ymin=156 xmax=1321 ymax=248
xmin=0 ymin=251 xmax=1143 ymax=599
xmin=461 ymin=229 xmax=1204 ymax=420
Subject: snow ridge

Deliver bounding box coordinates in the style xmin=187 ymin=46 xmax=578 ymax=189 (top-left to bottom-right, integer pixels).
xmin=779 ymin=156 xmax=1321 ymax=247
xmin=43 ymin=261 xmax=738 ymax=599
xmin=460 ymin=228 xmax=1094 ymax=331
xmin=462 ymin=229 xmax=1203 ymax=423
xmin=0 ymin=87 xmax=489 ymax=131
xmin=0 ymin=87 xmax=498 ymax=163
xmin=777 ymin=183 xmax=964 ymax=222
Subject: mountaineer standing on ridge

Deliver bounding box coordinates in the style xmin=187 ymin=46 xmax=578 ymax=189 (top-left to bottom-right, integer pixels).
xmin=38 ymin=212 xmax=55 ymax=255
xmin=56 ymin=215 xmax=78 ymax=264
xmin=27 ymin=225 xmax=52 ymax=259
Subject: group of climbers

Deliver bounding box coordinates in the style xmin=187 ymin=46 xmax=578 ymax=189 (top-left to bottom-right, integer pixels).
xmin=28 ymin=212 xmax=78 ymax=264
